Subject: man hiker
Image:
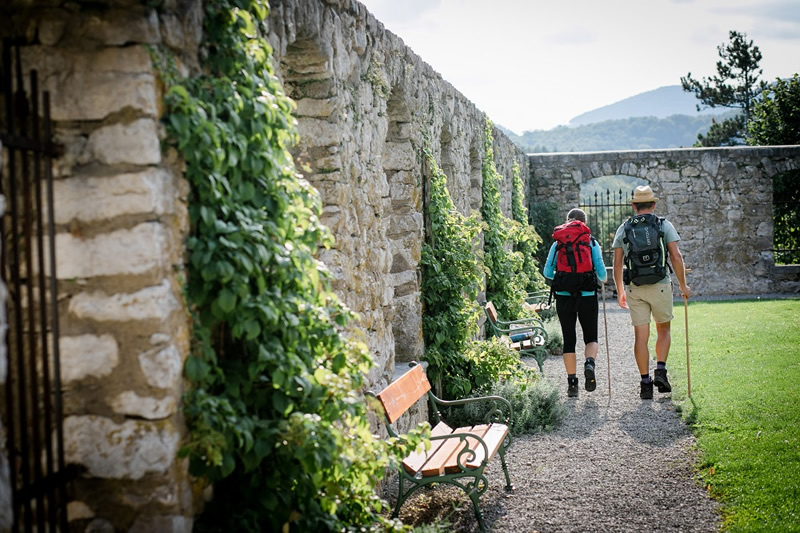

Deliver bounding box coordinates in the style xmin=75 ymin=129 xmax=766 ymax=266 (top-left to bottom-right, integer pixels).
xmin=612 ymin=186 xmax=690 ymax=399
xmin=544 ymin=208 xmax=607 ymax=398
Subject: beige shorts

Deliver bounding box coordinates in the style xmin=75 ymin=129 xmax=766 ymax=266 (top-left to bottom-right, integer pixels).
xmin=625 ymin=282 xmax=674 ymax=326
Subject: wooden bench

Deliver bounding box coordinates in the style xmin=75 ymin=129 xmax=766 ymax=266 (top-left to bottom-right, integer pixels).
xmin=483 ymin=301 xmax=549 ymax=372
xmin=369 ymin=363 xmax=513 ymax=532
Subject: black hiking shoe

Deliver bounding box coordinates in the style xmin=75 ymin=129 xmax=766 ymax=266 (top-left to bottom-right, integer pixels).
xmin=640 ymin=380 xmax=653 ymax=399
xmin=654 ymin=368 xmax=672 ymax=393
xmin=584 ymin=360 xmax=597 ymax=392
xmin=567 ymin=377 xmax=579 ymax=398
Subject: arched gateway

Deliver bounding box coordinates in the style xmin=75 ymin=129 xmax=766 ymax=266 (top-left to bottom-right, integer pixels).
xmin=528 ymin=146 xmax=800 ymax=297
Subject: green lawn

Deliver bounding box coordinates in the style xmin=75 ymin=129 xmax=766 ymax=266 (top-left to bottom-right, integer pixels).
xmin=664 ymin=298 xmax=800 ymax=532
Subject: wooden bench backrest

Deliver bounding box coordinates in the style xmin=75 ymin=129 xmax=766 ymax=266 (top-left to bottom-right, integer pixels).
xmin=376 ymin=364 xmax=431 ymax=424
xmin=485 ymin=301 xmax=498 ymax=324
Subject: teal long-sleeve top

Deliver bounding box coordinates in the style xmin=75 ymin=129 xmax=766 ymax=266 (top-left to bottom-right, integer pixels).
xmin=543 ymin=239 xmax=607 ymax=296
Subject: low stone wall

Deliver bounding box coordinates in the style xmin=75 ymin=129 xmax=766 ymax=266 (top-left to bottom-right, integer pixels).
xmin=529 ymin=146 xmax=800 ymax=296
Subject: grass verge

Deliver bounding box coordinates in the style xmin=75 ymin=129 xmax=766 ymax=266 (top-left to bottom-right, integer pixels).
xmin=666 ymin=298 xmax=800 ymax=532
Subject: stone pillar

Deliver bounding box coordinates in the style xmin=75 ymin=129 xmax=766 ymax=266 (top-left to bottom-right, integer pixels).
xmin=1 ymin=2 xmax=203 ymax=530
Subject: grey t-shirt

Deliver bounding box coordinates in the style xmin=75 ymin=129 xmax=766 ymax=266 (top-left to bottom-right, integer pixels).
xmin=612 ymin=217 xmax=680 ymax=284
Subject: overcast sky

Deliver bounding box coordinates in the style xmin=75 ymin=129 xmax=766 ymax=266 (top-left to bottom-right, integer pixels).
xmin=358 ymin=0 xmax=800 ymax=134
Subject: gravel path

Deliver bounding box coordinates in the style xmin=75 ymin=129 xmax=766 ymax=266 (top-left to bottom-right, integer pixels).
xmin=389 ymin=298 xmax=721 ymax=532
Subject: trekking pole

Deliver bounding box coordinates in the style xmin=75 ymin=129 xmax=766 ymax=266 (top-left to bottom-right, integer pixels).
xmin=684 ymin=295 xmax=691 ymax=398
xmin=601 ymin=282 xmax=611 ymax=398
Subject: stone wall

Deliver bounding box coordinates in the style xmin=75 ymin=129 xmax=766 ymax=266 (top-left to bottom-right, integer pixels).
xmin=1 ymin=0 xmax=530 ymax=529
xmin=529 ymin=146 xmax=800 ymax=296
xmin=1 ymin=1 xmax=203 ymax=531
xmin=266 ymin=0 xmax=530 ymax=389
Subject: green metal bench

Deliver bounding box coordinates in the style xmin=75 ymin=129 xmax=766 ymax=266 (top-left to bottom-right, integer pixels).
xmin=525 ymin=289 xmax=556 ymax=319
xmin=370 ymin=363 xmax=513 ymax=532
xmin=483 ymin=301 xmax=549 ymax=372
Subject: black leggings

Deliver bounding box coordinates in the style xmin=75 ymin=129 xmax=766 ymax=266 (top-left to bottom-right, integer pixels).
xmin=555 ymin=294 xmax=599 ymax=354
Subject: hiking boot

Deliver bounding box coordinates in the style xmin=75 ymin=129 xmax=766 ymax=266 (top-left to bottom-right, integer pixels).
xmin=640 ymin=380 xmax=654 ymax=400
xmin=654 ymin=368 xmax=672 ymax=393
xmin=584 ymin=360 xmax=597 ymax=392
xmin=567 ymin=377 xmax=579 ymax=398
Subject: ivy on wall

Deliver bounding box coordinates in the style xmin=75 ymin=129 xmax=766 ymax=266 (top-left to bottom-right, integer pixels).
xmin=511 ymin=162 xmax=546 ymax=292
xmin=158 ymin=1 xmax=421 ymax=530
xmin=481 ymin=118 xmax=528 ymax=319
xmin=420 ymin=145 xmax=484 ymax=399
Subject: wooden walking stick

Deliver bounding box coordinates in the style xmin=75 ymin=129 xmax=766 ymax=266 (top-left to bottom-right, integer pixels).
xmin=601 ymin=282 xmax=611 ymax=397
xmin=684 ymin=295 xmax=691 ymax=398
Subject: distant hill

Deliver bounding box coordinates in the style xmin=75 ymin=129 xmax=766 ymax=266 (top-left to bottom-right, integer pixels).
xmin=568 ymin=85 xmax=718 ymax=126
xmin=497 ymin=85 xmax=740 ymax=153
xmin=499 ymin=114 xmax=734 ymax=153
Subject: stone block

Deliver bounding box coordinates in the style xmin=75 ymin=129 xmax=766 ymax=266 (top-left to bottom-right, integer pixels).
xmin=68 ymin=280 xmax=179 ymax=323
xmin=21 ymin=46 xmax=157 ymax=121
xmin=110 ymin=391 xmax=176 ymax=419
xmin=83 ymin=119 xmax=161 ymax=166
xmin=63 ymin=416 xmax=180 ymax=480
xmin=60 ymin=334 xmax=120 ymax=383
xmin=138 ymin=343 xmax=182 ymax=390
xmin=56 ymin=223 xmax=167 ymax=279
xmin=297 ymin=118 xmax=342 ymax=147
xmin=382 ymin=141 xmax=415 ymax=170
xmin=53 ymin=168 xmax=172 ymax=224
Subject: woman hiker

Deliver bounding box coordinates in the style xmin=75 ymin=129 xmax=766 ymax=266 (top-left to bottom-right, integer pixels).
xmin=543 ymin=208 xmax=607 ymax=397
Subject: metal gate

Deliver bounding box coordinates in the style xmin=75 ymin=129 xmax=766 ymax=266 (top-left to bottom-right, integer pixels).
xmin=580 ymin=188 xmax=634 ymax=266
xmin=1 ymin=39 xmax=69 ymax=532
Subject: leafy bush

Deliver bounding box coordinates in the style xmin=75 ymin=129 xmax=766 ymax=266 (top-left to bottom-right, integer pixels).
xmin=446 ymin=371 xmax=566 ymax=435
xmin=542 ymin=317 xmax=564 ymax=355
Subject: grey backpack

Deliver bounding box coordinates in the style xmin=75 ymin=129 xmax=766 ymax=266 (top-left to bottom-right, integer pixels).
xmin=622 ymin=214 xmax=670 ymax=285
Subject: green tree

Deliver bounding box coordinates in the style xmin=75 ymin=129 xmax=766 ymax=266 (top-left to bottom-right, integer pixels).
xmin=748 ymin=74 xmax=800 ymax=146
xmin=681 ymin=30 xmax=766 ymax=145
xmin=748 ymin=74 xmax=800 ymax=265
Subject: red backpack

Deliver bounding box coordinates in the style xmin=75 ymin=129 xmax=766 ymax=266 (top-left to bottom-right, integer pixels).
xmin=551 ymin=220 xmax=598 ymax=295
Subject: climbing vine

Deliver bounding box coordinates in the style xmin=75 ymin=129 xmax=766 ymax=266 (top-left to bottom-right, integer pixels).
xmin=481 ymin=118 xmax=528 ymax=319
xmin=420 ymin=145 xmax=484 ymax=399
xmin=159 ymin=1 xmax=421 ymax=530
xmin=510 ymin=162 xmax=546 ymax=293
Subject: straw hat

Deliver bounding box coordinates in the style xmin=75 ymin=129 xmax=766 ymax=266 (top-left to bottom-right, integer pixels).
xmin=632 ymin=185 xmax=658 ymax=203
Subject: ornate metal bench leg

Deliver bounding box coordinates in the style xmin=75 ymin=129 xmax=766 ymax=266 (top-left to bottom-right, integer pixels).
xmin=392 ymin=474 xmax=406 ymax=518
xmin=467 ymin=485 xmax=487 ymax=533
xmin=499 ymin=445 xmax=513 ymax=491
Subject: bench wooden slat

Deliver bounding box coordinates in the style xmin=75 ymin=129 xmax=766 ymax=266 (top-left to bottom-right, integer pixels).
xmin=419 ymin=425 xmax=467 ymax=477
xmin=402 ymin=421 xmax=453 ymax=475
xmin=376 ymin=365 xmax=431 ymax=424
xmin=465 ymin=423 xmax=508 ymax=469
xmin=442 ymin=424 xmax=490 ymax=474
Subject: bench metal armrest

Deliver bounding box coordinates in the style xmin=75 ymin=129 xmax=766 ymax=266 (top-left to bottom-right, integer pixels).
xmin=432 ymin=394 xmax=513 ymax=425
